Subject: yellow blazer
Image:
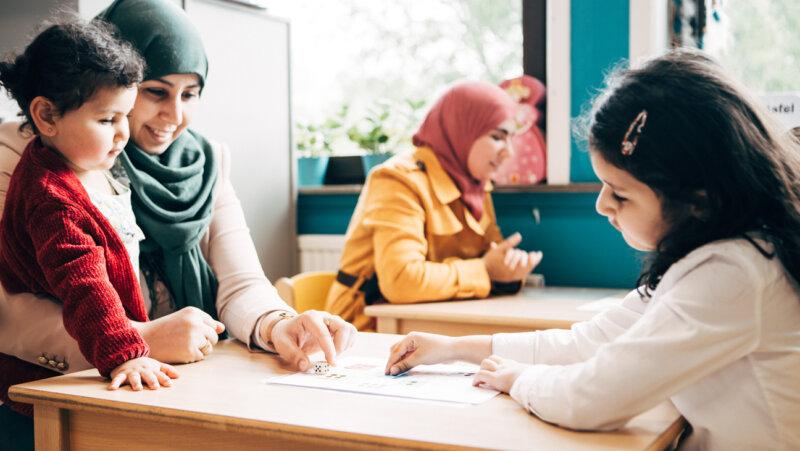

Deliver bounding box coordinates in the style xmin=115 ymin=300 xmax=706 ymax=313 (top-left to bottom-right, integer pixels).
xmin=325 ymin=146 xmax=504 ymax=331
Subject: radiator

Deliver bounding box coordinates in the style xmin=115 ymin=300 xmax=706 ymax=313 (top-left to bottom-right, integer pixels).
xmin=297 ymin=234 xmax=347 ymax=272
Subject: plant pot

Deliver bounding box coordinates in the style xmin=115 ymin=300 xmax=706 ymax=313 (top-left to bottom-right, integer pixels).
xmin=361 ymin=153 xmax=393 ymax=178
xmin=324 ymin=155 xmax=365 ymax=185
xmin=297 ymin=156 xmax=330 ymax=187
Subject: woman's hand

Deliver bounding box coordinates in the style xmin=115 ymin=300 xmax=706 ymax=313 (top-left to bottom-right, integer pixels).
xmin=108 ymin=357 xmax=180 ymax=391
xmin=269 ymin=310 xmax=357 ymax=371
xmin=385 ymin=332 xmax=492 ymax=376
xmin=472 ymin=355 xmax=527 ymax=393
xmin=132 ymin=307 xmax=225 ymax=364
xmin=483 ymin=232 xmax=543 ymax=283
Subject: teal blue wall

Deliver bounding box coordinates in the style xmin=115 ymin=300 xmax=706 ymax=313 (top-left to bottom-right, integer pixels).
xmin=297 ymin=194 xmax=358 ymax=235
xmin=491 ymin=193 xmax=641 ymax=287
xmin=298 ymin=192 xmax=643 ymax=288
xmin=570 ymin=0 xmax=630 ymax=182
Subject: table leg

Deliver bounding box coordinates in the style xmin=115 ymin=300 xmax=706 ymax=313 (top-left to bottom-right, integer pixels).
xmin=34 ymin=404 xmax=69 ymax=450
xmin=375 ymin=317 xmax=398 ymax=334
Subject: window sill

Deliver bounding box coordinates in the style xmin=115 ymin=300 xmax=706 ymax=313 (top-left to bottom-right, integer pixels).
xmin=298 ymin=183 xmax=601 ymax=195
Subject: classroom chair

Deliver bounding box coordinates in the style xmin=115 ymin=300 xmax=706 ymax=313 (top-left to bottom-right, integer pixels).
xmin=274 ymin=271 xmax=337 ymax=313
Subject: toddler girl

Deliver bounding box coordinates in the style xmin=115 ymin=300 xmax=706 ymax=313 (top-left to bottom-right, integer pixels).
xmin=0 ymin=18 xmax=178 ymax=417
xmin=385 ymin=49 xmax=800 ymax=450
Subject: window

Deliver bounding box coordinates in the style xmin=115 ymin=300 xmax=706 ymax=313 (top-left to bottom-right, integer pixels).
xmin=264 ymin=0 xmax=525 ymax=155
xmin=703 ymin=0 xmax=800 ymax=93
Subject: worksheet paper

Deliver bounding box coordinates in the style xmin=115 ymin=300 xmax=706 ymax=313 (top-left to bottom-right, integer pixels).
xmin=263 ymin=356 xmax=499 ymax=405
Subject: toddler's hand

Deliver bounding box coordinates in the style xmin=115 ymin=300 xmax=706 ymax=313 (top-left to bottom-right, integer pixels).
xmin=108 ymin=357 xmax=180 ymax=391
xmin=473 ymin=355 xmax=526 ymax=394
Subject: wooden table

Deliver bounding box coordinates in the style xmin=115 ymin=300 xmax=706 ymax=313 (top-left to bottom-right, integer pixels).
xmin=10 ymin=334 xmax=684 ymax=451
xmin=365 ymin=286 xmax=627 ymax=336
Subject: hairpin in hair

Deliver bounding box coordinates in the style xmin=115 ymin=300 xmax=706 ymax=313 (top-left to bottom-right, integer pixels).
xmin=621 ymin=110 xmax=648 ymax=155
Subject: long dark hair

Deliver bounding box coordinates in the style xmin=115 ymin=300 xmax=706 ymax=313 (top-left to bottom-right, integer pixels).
xmin=583 ymin=48 xmax=800 ymax=293
xmin=0 ymin=15 xmax=144 ymax=134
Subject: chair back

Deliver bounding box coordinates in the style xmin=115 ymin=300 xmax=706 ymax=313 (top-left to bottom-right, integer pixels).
xmin=275 ymin=271 xmax=336 ymax=313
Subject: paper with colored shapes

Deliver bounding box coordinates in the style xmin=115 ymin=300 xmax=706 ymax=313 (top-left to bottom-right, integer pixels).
xmin=263 ymin=356 xmax=499 ymax=405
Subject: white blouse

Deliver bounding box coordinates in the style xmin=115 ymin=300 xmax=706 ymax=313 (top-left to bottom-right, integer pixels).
xmin=82 ymin=172 xmax=145 ymax=281
xmin=493 ymin=237 xmax=800 ymax=450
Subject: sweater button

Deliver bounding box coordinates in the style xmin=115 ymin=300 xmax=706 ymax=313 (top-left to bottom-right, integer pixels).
xmin=38 ymin=354 xmax=48 ymax=365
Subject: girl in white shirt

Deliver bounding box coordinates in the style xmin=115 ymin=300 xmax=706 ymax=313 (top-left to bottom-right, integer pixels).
xmin=385 ymin=48 xmax=800 ymax=450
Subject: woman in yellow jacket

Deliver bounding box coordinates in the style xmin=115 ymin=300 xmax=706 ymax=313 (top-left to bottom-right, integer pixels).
xmin=326 ymin=80 xmax=544 ymax=331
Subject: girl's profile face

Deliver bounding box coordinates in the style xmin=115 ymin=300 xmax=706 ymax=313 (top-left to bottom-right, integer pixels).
xmin=127 ymin=73 xmax=201 ymax=155
xmin=47 ymin=86 xmax=137 ymax=177
xmin=590 ymin=150 xmax=669 ymax=252
xmin=467 ymin=118 xmax=516 ymax=181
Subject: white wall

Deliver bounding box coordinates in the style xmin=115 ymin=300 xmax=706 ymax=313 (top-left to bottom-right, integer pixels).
xmin=185 ymin=0 xmax=294 ymax=280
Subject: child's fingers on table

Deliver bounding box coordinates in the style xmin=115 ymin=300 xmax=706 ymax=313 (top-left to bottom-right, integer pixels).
xmin=108 ymin=372 xmax=127 ymax=390
xmin=140 ymin=370 xmax=160 ymax=390
xmin=156 ymin=370 xmax=173 ymax=387
xmin=127 ymin=372 xmax=143 ymax=391
xmin=157 ymin=363 xmax=180 ymax=382
xmin=160 ymin=363 xmax=180 ymax=379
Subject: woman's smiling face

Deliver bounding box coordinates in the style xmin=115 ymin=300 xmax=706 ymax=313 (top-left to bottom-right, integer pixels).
xmin=127 ymin=73 xmax=202 ymax=155
xmin=467 ymin=118 xmax=516 ymax=181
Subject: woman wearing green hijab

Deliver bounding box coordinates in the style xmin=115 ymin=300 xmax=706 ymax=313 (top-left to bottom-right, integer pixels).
xmin=0 ymin=0 xmax=357 ymax=443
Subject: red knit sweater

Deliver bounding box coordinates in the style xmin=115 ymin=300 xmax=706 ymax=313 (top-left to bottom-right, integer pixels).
xmin=0 ymin=138 xmax=149 ymax=417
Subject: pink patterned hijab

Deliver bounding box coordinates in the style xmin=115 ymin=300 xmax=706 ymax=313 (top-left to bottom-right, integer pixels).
xmin=413 ymin=80 xmax=516 ymax=220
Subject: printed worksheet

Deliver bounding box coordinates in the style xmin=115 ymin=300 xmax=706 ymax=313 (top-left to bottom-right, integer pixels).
xmin=263 ymin=356 xmax=499 ymax=404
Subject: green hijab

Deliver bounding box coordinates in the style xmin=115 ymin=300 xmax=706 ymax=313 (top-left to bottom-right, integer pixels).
xmin=99 ymin=0 xmax=221 ymax=325
xmin=99 ymin=0 xmax=208 ymax=86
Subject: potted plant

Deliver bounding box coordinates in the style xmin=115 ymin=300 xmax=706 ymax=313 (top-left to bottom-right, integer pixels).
xmin=294 ymin=106 xmax=348 ymax=186
xmin=347 ymin=99 xmax=426 ymax=178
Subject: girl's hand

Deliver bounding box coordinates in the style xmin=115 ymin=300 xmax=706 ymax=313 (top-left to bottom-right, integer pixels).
xmin=270 ymin=310 xmax=358 ymax=371
xmin=483 ymin=233 xmax=543 ymax=283
xmin=108 ymin=357 xmax=180 ymax=391
xmin=473 ymin=355 xmax=527 ymax=393
xmin=385 ymin=332 xmax=460 ymax=376
xmin=132 ymin=307 xmax=225 ymax=364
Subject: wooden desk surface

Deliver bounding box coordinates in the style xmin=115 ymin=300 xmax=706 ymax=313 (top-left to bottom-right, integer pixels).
xmin=10 ymin=333 xmax=683 ymax=451
xmin=365 ymin=286 xmax=628 ymax=336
